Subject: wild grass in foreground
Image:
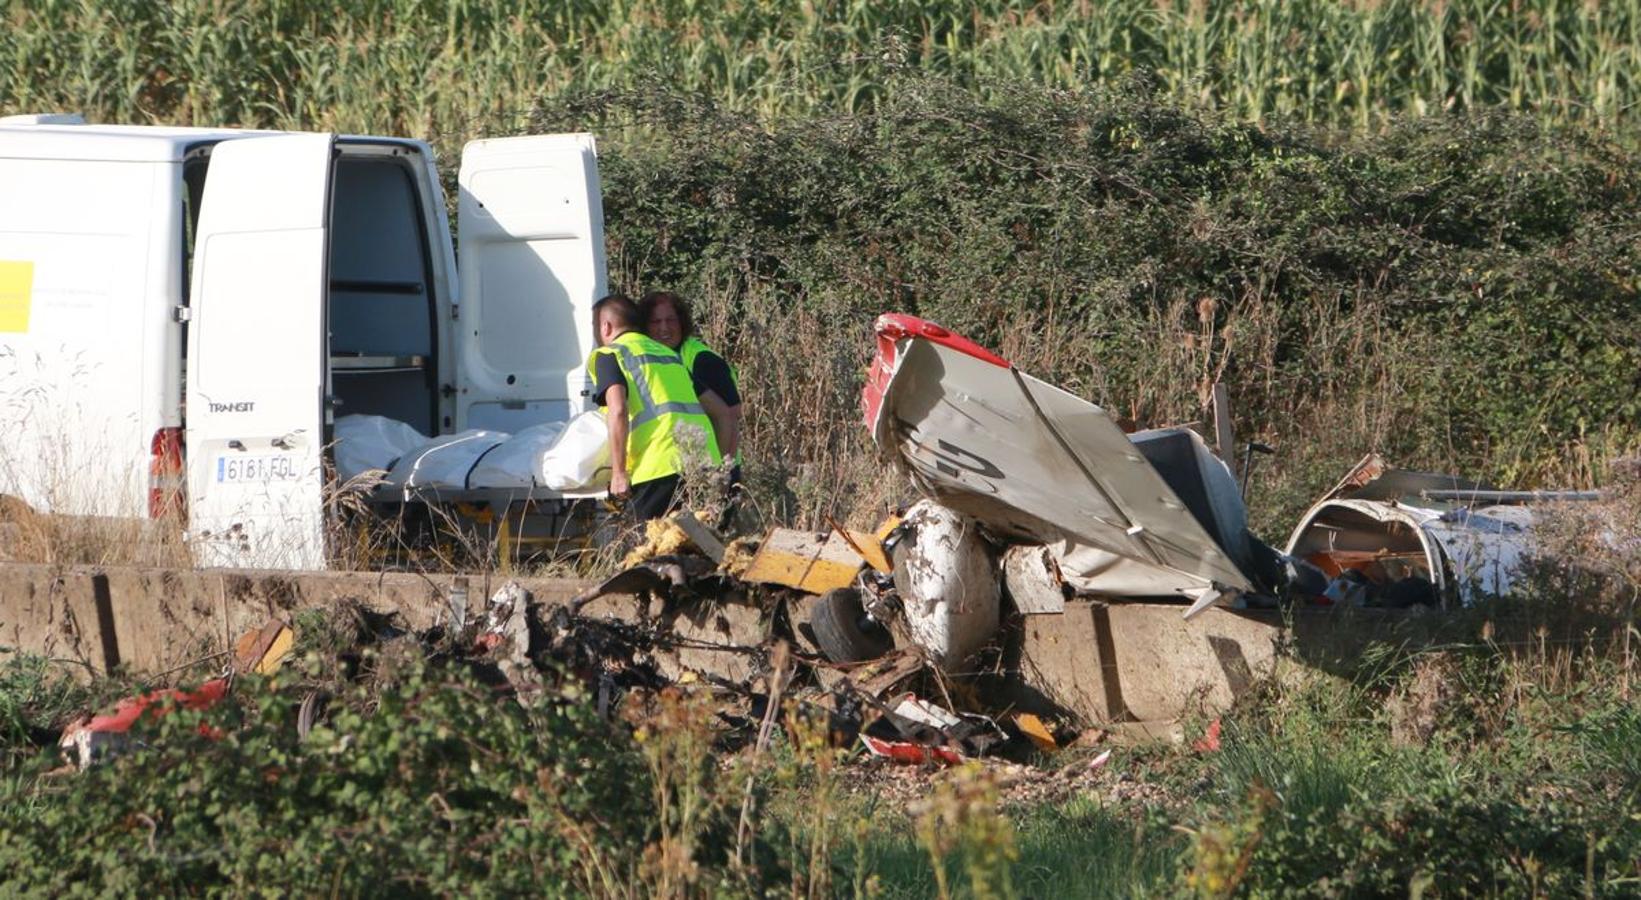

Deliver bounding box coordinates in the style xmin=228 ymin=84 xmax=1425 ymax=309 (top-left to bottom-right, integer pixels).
xmin=1 ymin=586 xmax=1637 ymax=897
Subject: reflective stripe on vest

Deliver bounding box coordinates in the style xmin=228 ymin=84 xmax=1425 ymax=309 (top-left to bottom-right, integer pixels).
xmin=608 ymin=342 xmax=706 ymax=428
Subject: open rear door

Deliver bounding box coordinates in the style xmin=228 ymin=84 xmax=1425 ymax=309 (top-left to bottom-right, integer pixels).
xmin=455 ymin=134 xmax=606 ymax=432
xmin=186 ymin=134 xmax=333 ymax=569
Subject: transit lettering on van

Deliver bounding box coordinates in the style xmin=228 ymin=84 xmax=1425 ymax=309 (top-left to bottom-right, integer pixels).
xmin=208 ymin=401 xmax=255 ymax=413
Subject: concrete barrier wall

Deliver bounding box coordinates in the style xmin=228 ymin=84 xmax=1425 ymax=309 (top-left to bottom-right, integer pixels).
xmin=1001 ymin=601 xmax=1482 ymax=727
xmin=8 ymin=562 xmax=1596 ymax=726
xmin=0 ymin=563 xmax=589 ymax=677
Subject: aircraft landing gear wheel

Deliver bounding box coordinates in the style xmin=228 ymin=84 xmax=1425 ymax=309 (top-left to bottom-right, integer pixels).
xmin=809 ymin=587 xmax=894 ymax=663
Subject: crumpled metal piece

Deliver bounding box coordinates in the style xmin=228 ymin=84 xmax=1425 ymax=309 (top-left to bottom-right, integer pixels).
xmin=478 ymin=581 xmax=538 ymax=693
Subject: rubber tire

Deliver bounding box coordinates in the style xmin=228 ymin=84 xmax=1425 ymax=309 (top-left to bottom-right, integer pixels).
xmin=809 ymin=587 xmax=893 ymax=663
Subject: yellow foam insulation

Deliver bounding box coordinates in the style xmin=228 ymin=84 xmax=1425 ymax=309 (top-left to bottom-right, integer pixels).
xmin=719 ymin=537 xmax=758 ymax=577
xmin=620 ymin=511 xmax=714 ymax=568
xmin=739 ymin=528 xmax=867 ymax=593
xmin=232 ymin=620 xmax=295 ymax=675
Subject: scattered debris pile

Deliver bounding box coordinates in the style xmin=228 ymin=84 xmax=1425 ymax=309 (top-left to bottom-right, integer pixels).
xmin=42 ymin=315 xmax=1598 ymax=782
xmin=862 ymin=313 xmax=1597 ymax=620
xmin=57 ymin=619 xmax=296 ymax=769
xmin=48 ymin=462 xmax=1549 ymax=780
xmin=46 ymin=512 xmax=1102 ymax=780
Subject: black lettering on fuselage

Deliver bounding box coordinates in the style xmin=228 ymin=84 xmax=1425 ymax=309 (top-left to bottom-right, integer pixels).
xmin=895 ymin=417 xmax=1005 ymax=481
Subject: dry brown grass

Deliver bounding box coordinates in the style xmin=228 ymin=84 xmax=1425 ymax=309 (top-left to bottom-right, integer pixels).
xmin=0 ymin=497 xmax=189 ymax=568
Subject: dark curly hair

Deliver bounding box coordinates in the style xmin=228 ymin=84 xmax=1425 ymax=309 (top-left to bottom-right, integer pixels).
xmin=638 ymin=290 xmax=696 ymax=340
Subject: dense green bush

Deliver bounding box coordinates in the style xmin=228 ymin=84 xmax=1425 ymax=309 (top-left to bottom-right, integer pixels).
xmin=4 ymin=626 xmax=1639 ymax=895
xmin=0 ymin=657 xmax=655 ymax=897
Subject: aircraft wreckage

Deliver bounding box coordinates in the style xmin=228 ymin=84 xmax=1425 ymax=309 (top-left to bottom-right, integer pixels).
xmin=837 ymin=313 xmax=1590 ymax=670
xmin=8 ymin=314 xmax=1599 ymax=761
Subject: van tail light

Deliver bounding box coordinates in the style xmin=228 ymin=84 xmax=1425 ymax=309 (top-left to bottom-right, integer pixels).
xmin=148 ymin=427 xmax=186 ymax=520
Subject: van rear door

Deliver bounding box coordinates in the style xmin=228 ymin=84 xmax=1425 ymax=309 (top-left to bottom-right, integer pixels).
xmin=454 ymin=134 xmax=606 ymax=432
xmin=186 ymin=133 xmax=334 ymax=569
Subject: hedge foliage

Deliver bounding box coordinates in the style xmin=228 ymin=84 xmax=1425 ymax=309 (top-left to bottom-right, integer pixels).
xmin=542 ymin=76 xmax=1641 ymax=525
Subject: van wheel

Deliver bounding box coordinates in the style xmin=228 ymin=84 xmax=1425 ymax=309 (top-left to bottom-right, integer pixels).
xmin=810 ymin=587 xmax=893 ymax=663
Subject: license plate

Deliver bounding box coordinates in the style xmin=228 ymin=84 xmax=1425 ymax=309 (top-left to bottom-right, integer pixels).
xmin=215 ymin=453 xmax=304 ymax=484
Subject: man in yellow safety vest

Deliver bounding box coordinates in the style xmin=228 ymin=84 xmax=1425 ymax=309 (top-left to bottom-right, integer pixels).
xmin=586 ymin=293 xmax=726 ymax=520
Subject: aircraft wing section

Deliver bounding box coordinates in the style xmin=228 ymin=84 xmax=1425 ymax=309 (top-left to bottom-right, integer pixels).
xmin=863 ymin=314 xmax=1251 ymax=603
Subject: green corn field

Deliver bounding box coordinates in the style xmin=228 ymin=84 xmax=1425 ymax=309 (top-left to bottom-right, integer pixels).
xmin=3 ymin=0 xmax=1640 ymax=141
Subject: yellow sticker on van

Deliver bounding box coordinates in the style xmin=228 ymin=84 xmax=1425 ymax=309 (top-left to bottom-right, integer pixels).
xmin=0 ymin=261 xmax=33 ymax=333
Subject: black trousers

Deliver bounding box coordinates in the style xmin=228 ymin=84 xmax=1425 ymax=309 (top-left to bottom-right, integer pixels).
xmin=628 ymin=474 xmax=681 ymax=521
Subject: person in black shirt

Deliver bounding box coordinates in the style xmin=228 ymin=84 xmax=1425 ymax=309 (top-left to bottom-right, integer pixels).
xmin=639 ymin=291 xmax=741 ymax=467
xmin=639 ymin=292 xmax=746 ymax=533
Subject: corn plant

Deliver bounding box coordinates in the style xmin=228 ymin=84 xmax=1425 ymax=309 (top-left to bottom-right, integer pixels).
xmin=6 ymin=0 xmax=1641 ymax=138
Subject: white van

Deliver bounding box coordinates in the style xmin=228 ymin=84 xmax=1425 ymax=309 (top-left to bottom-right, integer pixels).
xmin=0 ymin=116 xmax=608 ymax=569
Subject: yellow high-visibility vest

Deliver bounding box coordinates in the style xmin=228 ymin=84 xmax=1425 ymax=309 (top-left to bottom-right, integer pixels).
xmin=679 ymin=335 xmax=742 ymax=465
xmin=679 ymin=336 xmax=740 ymax=397
xmin=587 ymin=331 xmax=720 ymax=483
